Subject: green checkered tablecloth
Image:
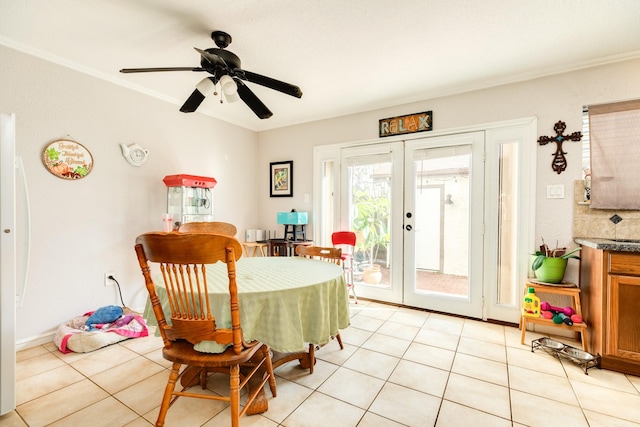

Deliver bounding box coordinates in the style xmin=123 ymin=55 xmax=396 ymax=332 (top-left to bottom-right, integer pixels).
xmin=144 ymin=256 xmax=350 ymax=353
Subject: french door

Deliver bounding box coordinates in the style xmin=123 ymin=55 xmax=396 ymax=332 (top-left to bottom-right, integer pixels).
xmin=403 ymin=132 xmax=485 ymax=317
xmin=339 ymin=142 xmax=404 ymax=303
xmin=317 ymin=119 xmax=536 ymax=323
xmin=338 ymin=133 xmax=484 ymax=317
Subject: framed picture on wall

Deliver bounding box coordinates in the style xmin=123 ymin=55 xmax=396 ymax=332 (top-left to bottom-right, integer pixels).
xmin=270 ymin=160 xmax=293 ymax=197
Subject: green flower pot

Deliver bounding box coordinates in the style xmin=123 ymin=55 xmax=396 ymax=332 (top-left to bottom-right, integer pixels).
xmin=533 ymin=257 xmax=568 ymax=283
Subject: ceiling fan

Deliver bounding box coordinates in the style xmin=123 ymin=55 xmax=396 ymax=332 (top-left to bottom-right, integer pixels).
xmin=120 ymin=31 xmax=303 ymax=119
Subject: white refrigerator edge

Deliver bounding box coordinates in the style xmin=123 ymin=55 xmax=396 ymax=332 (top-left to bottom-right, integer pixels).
xmin=0 ymin=112 xmax=16 ymax=415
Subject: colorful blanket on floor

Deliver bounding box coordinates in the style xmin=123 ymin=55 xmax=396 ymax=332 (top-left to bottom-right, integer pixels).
xmin=54 ymin=306 xmax=148 ymax=353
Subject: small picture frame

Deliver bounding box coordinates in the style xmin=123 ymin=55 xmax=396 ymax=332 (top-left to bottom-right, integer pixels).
xmin=270 ymin=160 xmax=293 ymax=197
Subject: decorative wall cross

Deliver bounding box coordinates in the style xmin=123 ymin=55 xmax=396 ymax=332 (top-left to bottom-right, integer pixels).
xmin=537 ymin=120 xmax=582 ymax=174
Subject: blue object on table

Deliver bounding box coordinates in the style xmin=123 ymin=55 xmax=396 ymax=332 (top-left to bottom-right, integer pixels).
xmin=277 ymin=211 xmax=308 ymax=225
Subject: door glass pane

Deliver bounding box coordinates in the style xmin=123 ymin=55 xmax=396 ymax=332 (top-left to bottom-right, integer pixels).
xmin=319 ymin=160 xmax=334 ymax=246
xmin=413 ymin=146 xmax=470 ymax=297
xmin=497 ymin=142 xmax=518 ymax=306
xmin=347 ymin=153 xmax=392 ymax=289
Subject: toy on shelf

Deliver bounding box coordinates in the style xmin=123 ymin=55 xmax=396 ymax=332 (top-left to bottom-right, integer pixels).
xmin=553 ymin=312 xmax=573 ymax=326
xmin=540 ymin=302 xmax=574 ymax=316
xmin=522 ymin=287 xmax=541 ymax=317
xmin=540 ymin=301 xmax=584 ymax=326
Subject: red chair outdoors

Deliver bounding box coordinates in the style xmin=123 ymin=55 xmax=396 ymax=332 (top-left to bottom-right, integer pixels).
xmin=331 ymin=231 xmax=358 ymax=303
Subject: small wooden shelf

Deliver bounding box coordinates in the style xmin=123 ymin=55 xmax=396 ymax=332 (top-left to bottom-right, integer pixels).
xmin=522 ymin=316 xmax=587 ymax=332
xmin=520 ymin=282 xmax=588 ymax=351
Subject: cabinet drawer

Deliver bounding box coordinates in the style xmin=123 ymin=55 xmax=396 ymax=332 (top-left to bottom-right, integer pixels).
xmin=608 ymin=252 xmax=640 ymax=276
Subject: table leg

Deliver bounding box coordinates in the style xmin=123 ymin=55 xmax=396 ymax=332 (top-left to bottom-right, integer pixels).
xmin=271 ymin=348 xmax=315 ymax=373
xmin=180 ymin=366 xmax=204 ymax=388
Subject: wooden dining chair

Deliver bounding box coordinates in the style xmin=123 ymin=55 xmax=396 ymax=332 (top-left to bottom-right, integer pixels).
xmin=177 ymin=221 xmax=237 ymax=237
xmin=331 ymin=231 xmax=358 ymax=303
xmin=295 ymin=245 xmax=342 ymax=262
xmin=135 ymin=232 xmax=276 ymax=427
xmin=295 ymin=245 xmax=345 ymax=351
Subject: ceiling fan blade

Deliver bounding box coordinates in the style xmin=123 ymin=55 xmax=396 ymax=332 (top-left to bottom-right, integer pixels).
xmin=235 ymin=80 xmax=273 ymax=119
xmin=240 ymin=70 xmax=303 ymax=98
xmin=120 ymin=67 xmax=205 ymax=73
xmin=179 ymin=77 xmax=216 ymax=113
xmin=194 ymin=47 xmax=227 ymax=68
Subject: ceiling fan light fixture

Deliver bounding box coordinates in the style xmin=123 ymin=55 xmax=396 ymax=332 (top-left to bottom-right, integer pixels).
xmin=220 ymin=75 xmax=239 ymax=103
xmin=195 ymin=77 xmax=216 ymax=96
xmin=180 ymin=77 xmax=217 ymax=113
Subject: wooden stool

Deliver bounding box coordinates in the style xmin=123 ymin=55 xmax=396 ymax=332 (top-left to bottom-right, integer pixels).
xmin=520 ymin=281 xmax=588 ymax=351
xmin=242 ymin=242 xmax=268 ymax=257
xmin=283 ymin=224 xmax=306 ymax=241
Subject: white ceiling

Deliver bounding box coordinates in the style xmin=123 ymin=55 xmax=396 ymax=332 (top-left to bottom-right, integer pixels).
xmin=2 ymin=0 xmax=640 ymax=131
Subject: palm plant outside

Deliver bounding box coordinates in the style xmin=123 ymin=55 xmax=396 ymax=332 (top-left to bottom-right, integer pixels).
xmin=350 ymin=165 xmax=391 ymax=267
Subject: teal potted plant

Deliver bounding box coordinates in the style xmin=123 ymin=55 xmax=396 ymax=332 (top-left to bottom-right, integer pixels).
xmin=531 ymin=240 xmax=581 ymax=284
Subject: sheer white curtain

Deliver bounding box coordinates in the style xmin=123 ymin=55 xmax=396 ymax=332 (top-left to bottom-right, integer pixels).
xmin=589 ymin=99 xmax=640 ymax=209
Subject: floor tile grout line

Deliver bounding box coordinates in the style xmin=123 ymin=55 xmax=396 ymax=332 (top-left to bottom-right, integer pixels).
xmin=11 ymin=302 xmax=640 ymax=427
xmin=503 ymin=327 xmax=515 ymax=424
xmin=356 ymin=311 xmax=516 ymax=425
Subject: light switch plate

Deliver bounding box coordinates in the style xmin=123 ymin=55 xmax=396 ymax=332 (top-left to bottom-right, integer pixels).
xmin=546 ymin=184 xmax=565 ymax=199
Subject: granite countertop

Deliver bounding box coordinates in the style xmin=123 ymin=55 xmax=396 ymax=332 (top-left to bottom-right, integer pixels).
xmin=575 ymin=238 xmax=640 ymax=253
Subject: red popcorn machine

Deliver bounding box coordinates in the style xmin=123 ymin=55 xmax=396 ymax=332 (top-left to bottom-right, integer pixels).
xmin=163 ymin=174 xmax=217 ymax=230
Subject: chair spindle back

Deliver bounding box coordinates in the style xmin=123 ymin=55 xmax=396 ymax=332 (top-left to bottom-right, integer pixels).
xmin=135 ymin=232 xmax=245 ymax=354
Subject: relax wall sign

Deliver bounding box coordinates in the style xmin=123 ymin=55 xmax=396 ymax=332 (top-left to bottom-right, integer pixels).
xmin=379 ymin=110 xmax=432 ymax=138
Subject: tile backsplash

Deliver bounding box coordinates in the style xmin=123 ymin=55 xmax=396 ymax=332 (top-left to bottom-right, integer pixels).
xmin=573 ymin=180 xmax=640 ymax=239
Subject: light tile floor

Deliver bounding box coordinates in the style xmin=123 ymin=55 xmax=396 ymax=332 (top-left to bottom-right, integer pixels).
xmin=2 ymin=300 xmax=640 ymax=426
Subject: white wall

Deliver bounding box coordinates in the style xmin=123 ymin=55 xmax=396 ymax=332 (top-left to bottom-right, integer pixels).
xmin=0 ymin=46 xmax=260 ymax=342
xmin=4 ymin=42 xmax=640 ymax=344
xmin=257 ymin=58 xmax=640 ymax=286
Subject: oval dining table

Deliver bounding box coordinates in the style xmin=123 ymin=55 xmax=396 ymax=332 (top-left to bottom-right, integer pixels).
xmin=143 ymin=256 xmax=351 ymax=413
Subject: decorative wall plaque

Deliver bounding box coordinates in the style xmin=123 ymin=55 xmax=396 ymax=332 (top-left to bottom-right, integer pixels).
xmin=379 ymin=110 xmax=432 ymax=138
xmin=42 ymin=139 xmax=93 ymax=180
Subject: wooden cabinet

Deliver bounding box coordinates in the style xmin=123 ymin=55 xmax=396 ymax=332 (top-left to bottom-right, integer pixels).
xmin=580 ymin=245 xmax=640 ymax=375
xmin=607 ymin=273 xmax=640 ymax=362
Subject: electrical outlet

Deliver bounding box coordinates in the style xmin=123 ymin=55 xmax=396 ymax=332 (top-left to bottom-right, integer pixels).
xmin=104 ymin=271 xmax=115 ymax=286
